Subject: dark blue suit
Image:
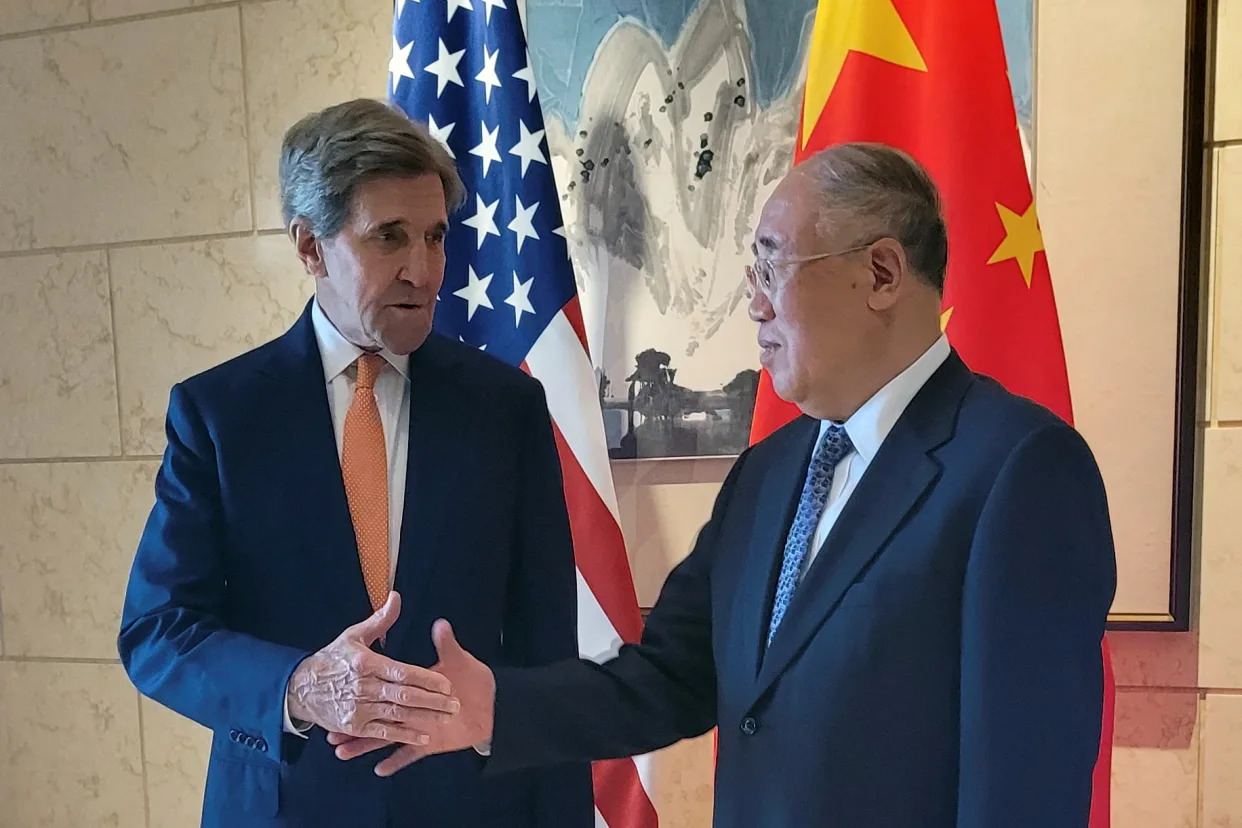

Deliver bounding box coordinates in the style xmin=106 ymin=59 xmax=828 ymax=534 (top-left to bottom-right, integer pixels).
xmin=487 ymin=351 xmax=1117 ymax=827
xmin=118 ymin=302 xmax=593 ymax=828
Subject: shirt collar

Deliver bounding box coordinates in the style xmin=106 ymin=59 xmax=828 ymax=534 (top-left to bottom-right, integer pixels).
xmin=819 ymin=334 xmax=951 ymax=462
xmin=310 ymin=298 xmax=410 ymax=383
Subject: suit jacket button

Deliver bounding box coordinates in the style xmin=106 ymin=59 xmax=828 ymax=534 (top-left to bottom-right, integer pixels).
xmin=229 ymin=730 xmax=240 ymax=742
xmin=244 ymin=736 xmax=256 ymax=748
xmin=740 ymin=717 xmax=758 ymax=735
xmin=256 ymin=738 xmax=268 ymax=752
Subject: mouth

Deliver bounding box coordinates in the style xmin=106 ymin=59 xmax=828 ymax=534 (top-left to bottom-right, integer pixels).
xmin=758 ymin=339 xmax=780 ymax=364
xmin=391 ymin=301 xmax=423 ymax=311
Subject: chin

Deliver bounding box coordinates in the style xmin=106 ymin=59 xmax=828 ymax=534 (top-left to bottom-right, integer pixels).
xmin=769 ymin=373 xmax=804 ymax=407
xmin=381 ymin=328 xmax=431 ymax=356
xmin=767 ymin=368 xmax=791 ymax=399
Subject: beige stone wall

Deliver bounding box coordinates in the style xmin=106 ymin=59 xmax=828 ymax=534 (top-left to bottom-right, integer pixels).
xmin=0 ymin=1 xmax=713 ymax=824
xmin=3 ymin=0 xmax=1242 ymax=826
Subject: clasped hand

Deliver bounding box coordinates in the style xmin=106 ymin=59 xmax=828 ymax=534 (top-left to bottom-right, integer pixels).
xmin=285 ymin=592 xmax=461 ymax=746
xmin=327 ymin=617 xmax=496 ymax=776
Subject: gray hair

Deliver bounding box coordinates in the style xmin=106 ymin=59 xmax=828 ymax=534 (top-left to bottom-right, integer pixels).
xmin=801 ymin=143 xmax=948 ymax=291
xmin=278 ymin=98 xmax=467 ymax=238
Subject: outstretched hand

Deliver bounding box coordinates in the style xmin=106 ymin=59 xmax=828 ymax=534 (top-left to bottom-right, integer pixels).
xmin=328 ymin=618 xmax=496 ymax=776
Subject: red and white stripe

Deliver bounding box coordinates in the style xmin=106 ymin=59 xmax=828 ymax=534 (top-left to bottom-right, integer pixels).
xmin=523 ymin=297 xmax=660 ymax=828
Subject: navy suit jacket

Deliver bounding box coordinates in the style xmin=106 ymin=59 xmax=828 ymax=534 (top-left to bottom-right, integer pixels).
xmin=487 ymin=351 xmax=1117 ymax=827
xmin=118 ymin=302 xmax=594 ymax=828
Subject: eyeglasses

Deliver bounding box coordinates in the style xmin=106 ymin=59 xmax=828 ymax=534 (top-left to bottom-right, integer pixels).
xmin=746 ymin=240 xmax=878 ymax=295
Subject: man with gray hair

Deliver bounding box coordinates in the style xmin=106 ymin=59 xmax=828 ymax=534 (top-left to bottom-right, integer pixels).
xmin=333 ymin=142 xmax=1117 ymax=827
xmin=117 ymin=98 xmax=594 ymax=828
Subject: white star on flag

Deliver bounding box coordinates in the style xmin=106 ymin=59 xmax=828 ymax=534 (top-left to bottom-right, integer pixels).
xmin=445 ymin=0 xmax=473 ymax=23
xmin=479 ymin=0 xmax=506 ymax=23
xmin=427 ymin=114 xmax=455 ymax=158
xmin=508 ymin=120 xmax=547 ymax=178
xmin=508 ymin=196 xmax=540 ymax=254
xmin=452 ymin=265 xmax=494 ymax=320
xmin=475 ymin=44 xmax=503 ymax=104
xmin=424 ymin=38 xmax=465 ymax=97
xmin=461 ymin=193 xmax=500 ymax=248
xmin=512 ymin=54 xmax=536 ymax=102
xmin=389 ymin=36 xmax=416 ymax=94
xmin=552 ymin=225 xmax=567 ymax=239
xmin=470 ymin=121 xmax=502 ymax=177
xmin=505 ymin=272 xmax=535 ymax=326
xmin=457 ymin=335 xmax=487 ymax=351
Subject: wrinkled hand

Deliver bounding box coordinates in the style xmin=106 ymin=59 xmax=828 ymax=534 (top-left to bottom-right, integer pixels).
xmin=286 ymin=592 xmax=459 ymax=745
xmin=327 ymin=619 xmax=495 ymax=776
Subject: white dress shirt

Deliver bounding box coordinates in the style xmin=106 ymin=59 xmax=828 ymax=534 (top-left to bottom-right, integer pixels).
xmin=801 ymin=334 xmax=951 ymax=575
xmin=283 ymin=300 xmax=413 ymax=735
xmin=310 ymin=299 xmax=411 ymax=585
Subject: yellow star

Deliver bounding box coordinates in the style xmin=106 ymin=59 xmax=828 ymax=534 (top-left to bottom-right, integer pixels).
xmin=986 ymin=201 xmax=1045 ymax=288
xmin=801 ymin=0 xmax=928 ymax=150
xmin=940 ymin=306 xmax=954 ymax=332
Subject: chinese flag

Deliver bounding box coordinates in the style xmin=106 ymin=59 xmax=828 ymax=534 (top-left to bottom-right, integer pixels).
xmin=746 ymin=1 xmax=1115 ymax=825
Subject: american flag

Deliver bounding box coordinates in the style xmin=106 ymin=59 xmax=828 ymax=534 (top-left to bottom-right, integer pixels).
xmin=388 ymin=1 xmax=659 ymax=826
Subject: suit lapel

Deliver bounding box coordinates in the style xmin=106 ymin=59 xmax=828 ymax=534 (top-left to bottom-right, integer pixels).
xmin=747 ymin=353 xmax=973 ymax=705
xmin=260 ymin=301 xmax=373 ymax=618
xmin=385 ymin=335 xmax=464 ymax=652
xmin=262 ymin=317 xmax=466 ymax=648
xmin=730 ymin=418 xmax=820 ymax=681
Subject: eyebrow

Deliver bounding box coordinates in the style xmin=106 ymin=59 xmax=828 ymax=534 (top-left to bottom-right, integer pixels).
xmin=367 ymin=218 xmax=406 ymax=235
xmin=367 ymin=218 xmax=449 ymax=236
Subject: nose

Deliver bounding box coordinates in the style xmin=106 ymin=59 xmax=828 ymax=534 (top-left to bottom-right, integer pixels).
xmin=400 ymin=243 xmax=431 ymax=286
xmin=748 ymin=284 xmax=773 ymax=322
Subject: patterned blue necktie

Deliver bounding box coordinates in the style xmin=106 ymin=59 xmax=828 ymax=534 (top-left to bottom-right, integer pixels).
xmin=766 ymin=424 xmax=855 ymax=647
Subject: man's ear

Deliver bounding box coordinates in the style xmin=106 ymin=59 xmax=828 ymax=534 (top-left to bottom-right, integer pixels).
xmin=865 ymin=238 xmax=907 ymax=312
xmin=290 ymin=218 xmax=327 ymax=279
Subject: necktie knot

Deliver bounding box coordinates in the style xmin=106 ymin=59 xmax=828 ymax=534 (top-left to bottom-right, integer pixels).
xmin=815 ymin=424 xmax=854 ymax=471
xmin=355 ymin=353 xmax=384 ymax=390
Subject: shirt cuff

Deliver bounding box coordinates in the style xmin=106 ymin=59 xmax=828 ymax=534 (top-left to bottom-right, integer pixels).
xmin=283 ymin=691 xmax=313 ymax=738
xmin=473 ymin=741 xmax=492 ymax=756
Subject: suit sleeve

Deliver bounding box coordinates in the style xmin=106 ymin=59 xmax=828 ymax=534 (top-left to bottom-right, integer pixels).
xmin=498 ymin=383 xmax=594 ymax=826
xmin=117 ymin=383 xmax=312 ymax=765
xmin=484 ymin=446 xmax=745 ymax=775
xmin=957 ymin=422 xmax=1117 ymax=828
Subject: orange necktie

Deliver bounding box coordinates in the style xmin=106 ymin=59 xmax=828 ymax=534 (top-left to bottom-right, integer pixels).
xmin=342 ymin=353 xmax=389 ymax=611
